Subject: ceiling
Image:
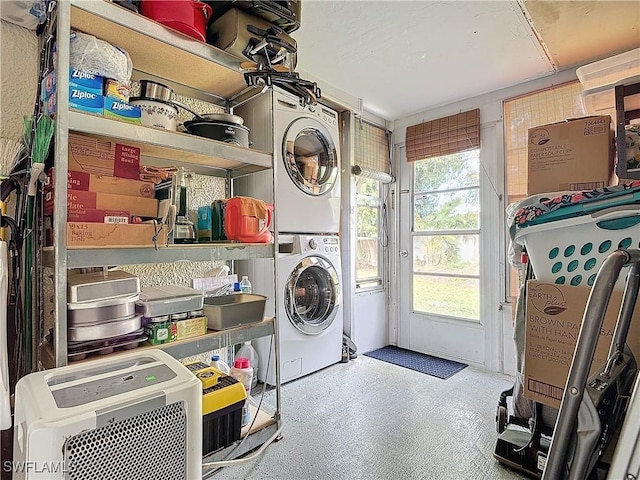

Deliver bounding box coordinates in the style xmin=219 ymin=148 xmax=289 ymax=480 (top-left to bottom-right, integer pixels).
xmin=293 ymin=1 xmax=640 ymax=120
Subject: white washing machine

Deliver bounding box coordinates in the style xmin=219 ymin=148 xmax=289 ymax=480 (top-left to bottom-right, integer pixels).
xmin=234 ymin=88 xmax=341 ymax=234
xmin=251 ymin=234 xmax=343 ymax=385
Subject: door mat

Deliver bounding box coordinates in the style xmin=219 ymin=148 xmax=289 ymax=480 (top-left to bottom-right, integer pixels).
xmin=364 ymin=345 xmax=468 ymax=379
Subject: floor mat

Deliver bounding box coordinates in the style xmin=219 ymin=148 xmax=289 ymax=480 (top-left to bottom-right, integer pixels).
xmin=364 ymin=345 xmax=468 ymax=379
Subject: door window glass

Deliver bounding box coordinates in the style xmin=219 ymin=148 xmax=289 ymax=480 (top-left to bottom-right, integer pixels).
xmin=413 ymin=149 xmax=481 ymax=321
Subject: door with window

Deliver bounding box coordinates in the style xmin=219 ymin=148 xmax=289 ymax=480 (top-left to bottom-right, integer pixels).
xmin=397 ymin=109 xmax=487 ymax=364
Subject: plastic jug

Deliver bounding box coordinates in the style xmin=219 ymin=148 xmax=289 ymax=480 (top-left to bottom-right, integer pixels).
xmin=210 ymin=354 xmax=230 ymax=374
xmin=236 ymin=341 xmax=259 ymax=389
xmin=224 ymin=196 xmax=273 ymax=243
xmin=230 ymin=357 xmax=253 ymax=426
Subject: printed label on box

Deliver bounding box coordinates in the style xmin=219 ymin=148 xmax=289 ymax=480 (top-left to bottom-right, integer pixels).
xmin=114 ymin=144 xmax=141 ymax=179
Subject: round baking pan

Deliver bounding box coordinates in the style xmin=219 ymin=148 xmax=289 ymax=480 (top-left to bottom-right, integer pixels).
xmin=67 ymin=314 xmax=143 ymax=342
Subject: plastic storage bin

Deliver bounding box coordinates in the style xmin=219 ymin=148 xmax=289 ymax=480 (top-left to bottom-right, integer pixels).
xmin=514 ymin=206 xmax=640 ymax=290
xmin=576 ymin=48 xmax=640 ymax=91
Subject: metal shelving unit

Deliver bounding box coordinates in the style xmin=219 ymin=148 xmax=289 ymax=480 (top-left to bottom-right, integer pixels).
xmin=45 ymin=1 xmax=281 ymax=470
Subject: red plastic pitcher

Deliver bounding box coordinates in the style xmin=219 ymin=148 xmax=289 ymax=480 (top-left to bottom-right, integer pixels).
xmin=224 ymin=197 xmax=273 ymax=243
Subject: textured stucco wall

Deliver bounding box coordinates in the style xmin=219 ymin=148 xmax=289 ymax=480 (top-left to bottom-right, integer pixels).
xmin=0 ymin=20 xmax=39 ymax=142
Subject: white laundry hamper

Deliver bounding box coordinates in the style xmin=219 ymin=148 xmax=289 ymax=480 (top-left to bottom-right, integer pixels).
xmin=514 ymin=205 xmax=640 ymax=290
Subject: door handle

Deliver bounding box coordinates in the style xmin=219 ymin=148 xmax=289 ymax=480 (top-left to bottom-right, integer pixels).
xmin=399 ymin=249 xmax=409 ymax=258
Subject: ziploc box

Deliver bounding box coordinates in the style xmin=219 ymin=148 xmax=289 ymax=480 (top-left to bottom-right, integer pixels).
xmin=68 ymin=132 xmax=140 ymax=179
xmin=524 ymin=281 xmax=640 ymax=408
xmin=69 ymin=68 xmax=103 ymax=93
xmin=527 ymin=115 xmax=613 ymax=195
xmin=103 ymin=97 xmax=141 ymax=124
xmin=69 ymin=86 xmax=103 ymax=115
xmin=197 ymin=205 xmax=212 ymax=242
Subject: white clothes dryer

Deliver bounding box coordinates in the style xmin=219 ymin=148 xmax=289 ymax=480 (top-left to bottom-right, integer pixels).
xmin=234 ymin=88 xmax=341 ymax=234
xmin=252 ymin=234 xmax=343 ymax=385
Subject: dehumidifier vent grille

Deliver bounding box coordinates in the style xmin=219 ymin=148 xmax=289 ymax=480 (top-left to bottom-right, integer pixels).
xmin=63 ymin=401 xmax=187 ymax=480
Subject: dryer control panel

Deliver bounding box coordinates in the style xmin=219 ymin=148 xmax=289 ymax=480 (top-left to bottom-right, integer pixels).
xmin=294 ymin=235 xmax=340 ymax=257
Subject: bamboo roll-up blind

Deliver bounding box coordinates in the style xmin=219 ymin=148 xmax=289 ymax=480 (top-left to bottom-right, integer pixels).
xmin=354 ymin=119 xmax=390 ymax=174
xmin=405 ymin=109 xmax=480 ymax=162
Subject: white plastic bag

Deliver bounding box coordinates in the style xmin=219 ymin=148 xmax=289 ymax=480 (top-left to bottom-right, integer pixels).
xmin=69 ymin=30 xmax=132 ymax=83
xmin=0 ymin=1 xmax=47 ymax=30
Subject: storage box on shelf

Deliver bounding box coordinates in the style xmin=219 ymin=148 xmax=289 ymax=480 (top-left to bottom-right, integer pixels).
xmin=526 ymin=115 xmax=614 ymax=195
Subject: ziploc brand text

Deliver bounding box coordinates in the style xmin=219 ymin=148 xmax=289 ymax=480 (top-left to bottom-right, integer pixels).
xmin=68 ymin=68 xmax=103 ymax=92
xmin=103 ymin=97 xmax=141 ymax=124
xmin=68 ymin=86 xmax=103 ymax=115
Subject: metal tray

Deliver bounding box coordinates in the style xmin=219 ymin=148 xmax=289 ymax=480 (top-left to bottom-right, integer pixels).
xmin=203 ymin=294 xmax=266 ymax=331
xmin=136 ymin=285 xmax=204 ymax=318
xmin=67 ymin=270 xmax=140 ymax=303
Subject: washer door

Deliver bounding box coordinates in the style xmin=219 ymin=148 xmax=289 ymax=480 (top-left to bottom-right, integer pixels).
xmin=282 ymin=117 xmax=338 ymax=196
xmin=284 ymin=256 xmax=341 ymax=335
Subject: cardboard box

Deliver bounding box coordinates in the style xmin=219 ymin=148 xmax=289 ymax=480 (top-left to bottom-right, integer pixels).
xmin=46 ymin=168 xmax=154 ymax=198
xmin=527 ymin=116 xmax=613 ymax=195
xmin=68 ymin=133 xmax=140 ymax=180
xmin=524 ymin=280 xmax=640 ymax=408
xmin=45 ymin=190 xmax=158 ymax=218
xmin=170 ymin=316 xmax=207 ymax=341
xmin=66 ymin=208 xmax=130 ymax=223
xmin=66 ymin=222 xmax=167 ymax=248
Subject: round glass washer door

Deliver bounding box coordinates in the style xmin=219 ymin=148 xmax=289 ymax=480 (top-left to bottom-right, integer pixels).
xmin=284 ymin=256 xmax=341 ymax=335
xmin=282 ymin=117 xmax=338 ymax=196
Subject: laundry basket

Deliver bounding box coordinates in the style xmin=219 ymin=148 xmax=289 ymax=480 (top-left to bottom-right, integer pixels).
xmin=514 ymin=205 xmax=640 ymax=290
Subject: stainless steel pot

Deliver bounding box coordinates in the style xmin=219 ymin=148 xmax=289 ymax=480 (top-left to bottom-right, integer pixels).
xmin=139 ymin=80 xmax=173 ymax=102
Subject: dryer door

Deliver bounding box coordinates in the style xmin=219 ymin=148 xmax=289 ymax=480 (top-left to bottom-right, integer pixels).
xmin=284 ymin=256 xmax=341 ymax=335
xmin=282 ymin=117 xmax=338 ymax=196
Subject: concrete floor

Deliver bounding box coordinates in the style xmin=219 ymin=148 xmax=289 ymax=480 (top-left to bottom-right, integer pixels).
xmin=212 ymin=354 xmax=529 ymax=480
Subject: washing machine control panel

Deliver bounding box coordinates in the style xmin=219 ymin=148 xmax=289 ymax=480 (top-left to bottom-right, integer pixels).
xmin=296 ymin=235 xmax=340 ymax=257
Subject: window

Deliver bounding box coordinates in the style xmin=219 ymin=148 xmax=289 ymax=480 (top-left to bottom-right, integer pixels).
xmin=412 ymin=149 xmax=480 ymax=320
xmin=353 ymin=120 xmax=390 ymax=290
xmin=356 ymin=177 xmax=383 ymax=288
xmin=504 ymin=81 xmax=585 ymax=301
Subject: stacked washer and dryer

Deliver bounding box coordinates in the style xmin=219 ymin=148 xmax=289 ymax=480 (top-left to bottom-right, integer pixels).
xmin=235 ymin=88 xmax=343 ymax=385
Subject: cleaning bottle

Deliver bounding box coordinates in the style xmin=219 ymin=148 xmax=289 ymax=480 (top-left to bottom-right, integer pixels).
xmin=236 ymin=341 xmax=259 ymax=389
xmin=240 ymin=275 xmax=252 ymax=294
xmin=210 ymin=354 xmax=230 ymax=374
xmin=229 ymin=357 xmax=253 ymax=426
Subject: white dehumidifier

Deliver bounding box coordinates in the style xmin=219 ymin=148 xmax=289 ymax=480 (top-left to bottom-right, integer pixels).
xmin=12 ymin=349 xmax=202 ymax=480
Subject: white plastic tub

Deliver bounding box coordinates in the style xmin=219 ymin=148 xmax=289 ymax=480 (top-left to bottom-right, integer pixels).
xmin=514 ymin=206 xmax=640 ymax=290
xmin=577 ymin=48 xmax=640 ymax=91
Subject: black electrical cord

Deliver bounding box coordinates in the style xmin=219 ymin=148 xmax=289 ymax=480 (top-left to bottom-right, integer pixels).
xmin=1 ymin=212 xmax=25 ymax=393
